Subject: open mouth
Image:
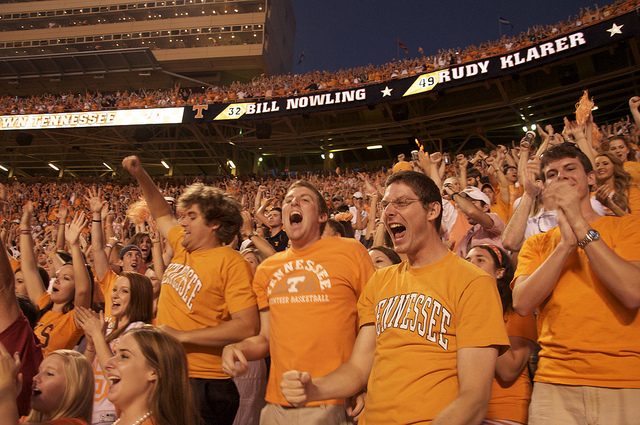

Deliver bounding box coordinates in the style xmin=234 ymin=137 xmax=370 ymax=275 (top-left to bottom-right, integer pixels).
xmin=109 ymin=376 xmax=121 ymax=385
xmin=32 ymin=388 xmax=42 ymax=396
xmin=289 ymin=211 xmax=303 ymax=224
xmin=389 ymin=223 xmax=406 ymax=238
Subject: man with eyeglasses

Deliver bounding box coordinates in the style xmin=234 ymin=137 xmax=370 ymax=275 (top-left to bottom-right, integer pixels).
xmin=512 ymin=143 xmax=640 ymax=424
xmin=280 ymin=171 xmax=509 ymax=425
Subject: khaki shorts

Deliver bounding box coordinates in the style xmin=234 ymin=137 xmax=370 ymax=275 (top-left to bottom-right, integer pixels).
xmin=260 ymin=402 xmax=350 ymax=425
xmin=529 ymin=382 xmax=640 ymax=425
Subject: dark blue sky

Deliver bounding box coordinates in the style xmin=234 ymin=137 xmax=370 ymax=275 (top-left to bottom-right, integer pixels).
xmin=291 ymin=0 xmax=602 ymax=73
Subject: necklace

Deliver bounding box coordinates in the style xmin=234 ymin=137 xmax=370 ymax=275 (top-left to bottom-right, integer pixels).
xmin=113 ymin=411 xmax=152 ymax=425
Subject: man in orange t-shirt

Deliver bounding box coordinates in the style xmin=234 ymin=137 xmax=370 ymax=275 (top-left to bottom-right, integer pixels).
xmin=513 ymin=144 xmax=640 ymax=424
xmin=222 ymin=180 xmax=374 ymax=425
xmin=123 ymin=156 xmax=258 ymax=425
xmin=279 ymin=171 xmax=509 ymax=424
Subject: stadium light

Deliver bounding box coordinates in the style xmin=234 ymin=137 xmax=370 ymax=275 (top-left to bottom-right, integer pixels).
xmin=0 ymin=164 xmax=8 ymax=172
xmin=161 ymin=161 xmax=170 ymax=169
xmin=48 ymin=163 xmax=59 ymax=171
xmin=367 ymin=145 xmax=383 ymax=150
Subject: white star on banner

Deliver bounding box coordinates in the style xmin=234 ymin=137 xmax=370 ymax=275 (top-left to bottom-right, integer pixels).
xmin=381 ymin=86 xmax=393 ymax=97
xmin=607 ymin=23 xmax=623 ymax=37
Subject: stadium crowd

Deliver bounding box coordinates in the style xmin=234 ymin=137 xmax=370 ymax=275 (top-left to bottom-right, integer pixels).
xmin=1 ymin=93 xmax=640 ymax=425
xmin=0 ymin=0 xmax=636 ymax=115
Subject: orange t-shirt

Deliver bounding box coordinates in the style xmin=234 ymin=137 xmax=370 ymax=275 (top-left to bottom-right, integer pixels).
xmin=514 ymin=215 xmax=640 ymax=387
xmin=358 ymin=251 xmax=509 ymax=424
xmin=485 ymin=311 xmax=537 ymax=423
xmin=253 ymin=236 xmax=374 ymax=406
xmin=35 ymin=293 xmax=83 ymax=357
xmin=158 ymin=226 xmax=256 ymax=379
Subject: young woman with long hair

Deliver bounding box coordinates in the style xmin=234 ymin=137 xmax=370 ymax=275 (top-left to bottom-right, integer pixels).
xmin=75 ymin=272 xmax=154 ymax=425
xmin=104 ymin=327 xmax=196 ymax=425
xmin=593 ymin=151 xmax=640 ymax=216
xmin=466 ymin=245 xmax=537 ymax=425
xmin=0 ymin=345 xmax=94 ymax=425
xmin=20 ymin=203 xmax=92 ymax=357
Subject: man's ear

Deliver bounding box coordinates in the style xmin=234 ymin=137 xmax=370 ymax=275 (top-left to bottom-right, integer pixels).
xmin=427 ymin=202 xmax=441 ymax=222
xmin=587 ymin=170 xmax=597 ymax=187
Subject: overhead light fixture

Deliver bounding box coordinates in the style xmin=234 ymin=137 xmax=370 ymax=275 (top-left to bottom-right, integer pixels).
xmin=531 ymin=124 xmax=537 ymax=130
xmin=321 ymin=154 xmax=325 ymax=160
xmin=49 ymin=163 xmax=59 ymax=171
xmin=367 ymin=145 xmax=383 ymax=150
xmin=522 ymin=126 xmax=528 ymax=132
xmin=161 ymin=160 xmax=170 ymax=169
xmin=0 ymin=164 xmax=8 ymax=172
xmin=103 ymin=162 xmax=112 ymax=170
xmin=329 ymin=153 xmax=334 ymax=159
xmin=228 ymin=160 xmax=236 ymax=169
xmin=258 ymin=157 xmax=263 ymax=162
xmin=592 ymin=106 xmax=599 ymax=111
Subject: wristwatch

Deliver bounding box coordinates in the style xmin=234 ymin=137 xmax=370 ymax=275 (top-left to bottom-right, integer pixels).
xmin=577 ymin=229 xmax=600 ymax=249
xmin=248 ymin=232 xmax=259 ymax=239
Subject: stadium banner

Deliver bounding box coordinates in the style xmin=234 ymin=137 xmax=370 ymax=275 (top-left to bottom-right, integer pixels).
xmin=0 ymin=11 xmax=636 ymax=130
xmin=183 ymin=10 xmax=638 ymax=122
xmin=0 ymin=107 xmax=184 ymax=130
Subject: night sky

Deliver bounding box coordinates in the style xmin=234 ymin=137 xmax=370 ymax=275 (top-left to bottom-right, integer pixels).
xmin=290 ymin=0 xmax=604 ymax=73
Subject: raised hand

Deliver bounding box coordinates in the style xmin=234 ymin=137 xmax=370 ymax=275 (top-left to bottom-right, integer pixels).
xmin=85 ymin=186 xmax=106 ymax=214
xmin=65 ymin=212 xmax=87 ymax=246
xmin=122 ymin=155 xmax=143 ymax=176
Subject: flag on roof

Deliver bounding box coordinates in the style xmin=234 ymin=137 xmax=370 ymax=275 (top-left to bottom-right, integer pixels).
xmin=398 ymin=39 xmax=409 ymax=54
xmin=499 ymin=17 xmax=513 ymax=29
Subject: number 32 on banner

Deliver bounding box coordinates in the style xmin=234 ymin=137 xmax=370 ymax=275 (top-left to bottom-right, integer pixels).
xmin=403 ymin=71 xmax=440 ymax=97
xmin=214 ymin=103 xmax=250 ymax=120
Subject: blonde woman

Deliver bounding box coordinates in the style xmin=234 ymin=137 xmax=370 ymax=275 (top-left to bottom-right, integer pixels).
xmin=0 ymin=345 xmax=94 ymax=425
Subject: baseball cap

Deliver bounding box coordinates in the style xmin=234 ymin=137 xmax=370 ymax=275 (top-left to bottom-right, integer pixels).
xmin=119 ymin=245 xmax=142 ymax=260
xmin=461 ymin=186 xmax=492 ymax=208
xmin=352 ymin=192 xmax=363 ymax=199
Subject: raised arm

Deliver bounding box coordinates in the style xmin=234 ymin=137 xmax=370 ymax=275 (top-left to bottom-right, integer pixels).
xmin=54 ymin=203 xmax=68 ymax=251
xmin=87 ymin=187 xmax=110 ymax=281
xmin=65 ymin=212 xmax=92 ymax=310
xmin=149 ymin=225 xmax=166 ymax=279
xmin=458 ymin=154 xmax=468 ymax=187
xmin=240 ymin=211 xmax=276 ymax=257
xmin=122 ymin=156 xmax=176 ymax=238
xmin=629 ymin=96 xmax=640 ymax=128
xmin=19 ymin=202 xmax=45 ymax=304
xmin=0 ymin=206 xmax=20 ymax=331
xmin=446 ymin=189 xmax=494 ymax=229
xmin=502 ymin=159 xmax=542 ymax=252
